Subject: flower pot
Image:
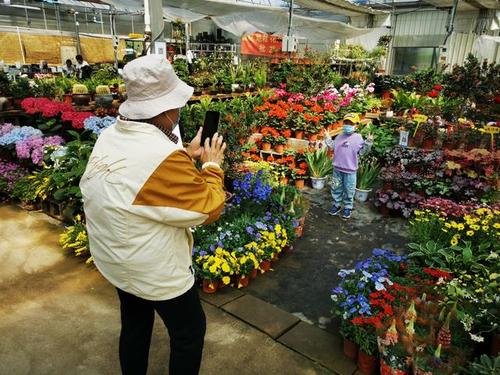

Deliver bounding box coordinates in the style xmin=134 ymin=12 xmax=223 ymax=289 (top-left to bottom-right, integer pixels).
xmin=310 ymin=176 xmax=327 ymax=190
xmin=95 ymin=94 xmax=114 ymax=108
xmin=294 ymin=179 xmax=305 ymax=189
xmin=354 ymin=188 xmax=371 ymax=202
xmin=250 ymin=268 xmax=258 ymax=279
xmin=379 ymin=205 xmax=391 ymax=217
xmin=294 ymin=130 xmax=304 ymax=139
xmin=343 ymin=338 xmax=359 ymax=360
xmin=262 ymin=142 xmax=272 ymax=151
xmin=274 ymin=144 xmax=284 ymax=153
xmin=202 ymin=279 xmax=218 ymax=294
xmin=236 ymin=275 xmax=250 ymax=289
xmin=357 ymin=351 xmax=377 ymax=375
xmin=63 ymin=94 xmax=73 ymax=105
xmin=422 ymin=138 xmax=433 ymax=150
xmin=294 ymin=224 xmax=304 ymax=238
xmin=259 ymin=260 xmax=272 ymax=273
xmin=308 ymin=134 xmax=318 ymax=141
xmin=72 ymin=94 xmax=91 ymax=106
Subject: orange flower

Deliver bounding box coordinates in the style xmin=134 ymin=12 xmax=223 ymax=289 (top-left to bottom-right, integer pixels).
xmin=281 ymin=129 xmax=292 ymax=138
xmin=251 ymin=154 xmax=261 ymax=161
xmin=267 ymin=155 xmax=275 ymax=162
xmin=299 ymin=162 xmax=308 ymax=170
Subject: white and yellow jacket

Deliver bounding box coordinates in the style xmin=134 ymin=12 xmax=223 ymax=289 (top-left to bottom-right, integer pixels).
xmin=80 ymin=117 xmax=225 ymax=300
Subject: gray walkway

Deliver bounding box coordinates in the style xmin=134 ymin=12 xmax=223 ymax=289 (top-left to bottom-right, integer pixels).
xmin=0 ymin=204 xmax=356 ymax=375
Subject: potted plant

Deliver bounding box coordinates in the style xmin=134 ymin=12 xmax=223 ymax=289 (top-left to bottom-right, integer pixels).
xmin=94 ymin=85 xmax=113 ymax=108
xmin=10 ymin=78 xmax=33 ymax=108
xmin=261 ymin=134 xmax=274 ymax=151
xmin=273 ymin=135 xmax=287 ymax=153
xmin=356 ymin=326 xmax=378 ymax=375
xmin=355 ymin=157 xmax=381 ymax=202
xmin=340 ymin=320 xmax=360 ymax=360
xmin=72 ymin=84 xmax=91 ymax=106
xmin=254 ymin=67 xmax=268 ymax=90
xmin=305 ymin=147 xmax=333 ymax=189
xmin=291 ymin=168 xmax=308 ymax=189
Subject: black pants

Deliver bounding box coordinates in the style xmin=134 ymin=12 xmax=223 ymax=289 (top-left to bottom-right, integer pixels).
xmin=116 ymin=285 xmax=206 ymax=375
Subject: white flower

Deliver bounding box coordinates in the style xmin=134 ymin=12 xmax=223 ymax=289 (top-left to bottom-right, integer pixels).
xmin=331 ymin=295 xmax=338 ymax=302
xmin=487 ymin=252 xmax=498 ymax=260
xmin=470 ymin=333 xmax=484 ymax=342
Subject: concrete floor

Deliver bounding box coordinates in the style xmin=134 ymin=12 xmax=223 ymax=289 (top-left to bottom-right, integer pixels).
xmin=245 ymin=188 xmax=408 ymax=334
xmin=0 ymin=205 xmax=332 ymax=375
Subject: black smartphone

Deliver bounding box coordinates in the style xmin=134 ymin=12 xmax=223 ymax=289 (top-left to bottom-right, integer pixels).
xmin=201 ymin=111 xmax=220 ymax=145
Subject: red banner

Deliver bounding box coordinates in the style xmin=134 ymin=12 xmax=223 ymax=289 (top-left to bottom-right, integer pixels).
xmin=241 ymin=32 xmax=290 ymax=58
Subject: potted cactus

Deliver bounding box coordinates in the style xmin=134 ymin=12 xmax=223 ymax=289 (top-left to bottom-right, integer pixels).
xmin=118 ymin=83 xmax=127 ymax=100
xmin=72 ymin=84 xmax=91 ymax=106
xmin=95 ymin=85 xmax=113 ymax=108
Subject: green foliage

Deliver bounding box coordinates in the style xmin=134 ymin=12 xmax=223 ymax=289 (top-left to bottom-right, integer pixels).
xmin=305 ymin=147 xmax=333 ymax=178
xmin=359 ymin=123 xmax=397 ymax=158
xmin=172 ymin=59 xmax=190 ymax=83
xmin=91 ymin=65 xmax=119 ymax=84
xmin=390 ymin=90 xmax=432 ymax=113
xmin=356 ymin=156 xmax=381 ymax=190
xmin=10 ymin=78 xmax=33 ymax=99
xmin=33 ymin=79 xmax=59 ymax=98
xmin=462 ymin=355 xmax=500 ymax=375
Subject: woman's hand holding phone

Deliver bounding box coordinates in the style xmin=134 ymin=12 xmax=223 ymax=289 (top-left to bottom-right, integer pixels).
xmin=201 ymin=133 xmax=226 ymax=166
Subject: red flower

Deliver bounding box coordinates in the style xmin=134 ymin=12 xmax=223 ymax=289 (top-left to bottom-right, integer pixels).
xmin=433 ymin=84 xmax=443 ymax=91
xmin=423 ymin=267 xmax=453 ymax=280
xmin=428 ymin=90 xmax=439 ymax=98
xmin=266 ymin=155 xmax=275 ymax=162
xmin=281 ymin=129 xmax=292 ymax=138
xmin=299 ymin=162 xmax=308 ymax=170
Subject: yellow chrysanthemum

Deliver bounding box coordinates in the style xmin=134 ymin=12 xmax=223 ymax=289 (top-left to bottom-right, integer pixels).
xmin=222 ymin=276 xmax=230 ymax=285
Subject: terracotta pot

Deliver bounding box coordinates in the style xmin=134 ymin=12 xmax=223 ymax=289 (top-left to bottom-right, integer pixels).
xmin=262 ymin=142 xmax=272 ymax=151
xmin=422 ymin=138 xmax=433 ymax=150
xmin=202 ymin=279 xmax=218 ymax=294
xmin=357 ymin=351 xmax=377 ymax=375
xmin=259 ymin=260 xmax=272 ymax=273
xmin=63 ymin=94 xmax=73 ymax=105
xmin=343 ymin=338 xmax=359 ymax=360
xmin=379 ymin=205 xmax=391 ymax=217
xmin=308 ymin=134 xmax=318 ymax=141
xmin=294 ymin=130 xmax=304 ymax=139
xmin=274 ymin=144 xmax=284 ymax=153
xmin=294 ymin=225 xmax=304 ymax=238
xmin=294 ymin=179 xmax=305 ymax=189
xmin=236 ymin=275 xmax=250 ymax=289
xmin=250 ymin=268 xmax=258 ymax=279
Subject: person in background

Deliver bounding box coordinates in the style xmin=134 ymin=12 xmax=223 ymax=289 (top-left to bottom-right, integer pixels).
xmin=62 ymin=59 xmax=75 ymax=77
xmin=80 ymin=54 xmax=226 ymax=375
xmin=325 ymin=113 xmax=374 ymax=219
xmin=75 ymin=54 xmax=91 ymax=79
xmin=40 ymin=60 xmax=50 ymax=74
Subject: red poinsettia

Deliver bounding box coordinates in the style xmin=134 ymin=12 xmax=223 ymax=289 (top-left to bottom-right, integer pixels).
xmin=433 ymin=84 xmax=443 ymax=91
xmin=428 ymin=90 xmax=439 ymax=98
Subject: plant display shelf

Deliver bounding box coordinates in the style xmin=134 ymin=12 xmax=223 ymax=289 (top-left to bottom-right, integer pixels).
xmin=0 ymin=110 xmax=29 ymax=125
xmin=188 ymin=92 xmax=258 ymax=102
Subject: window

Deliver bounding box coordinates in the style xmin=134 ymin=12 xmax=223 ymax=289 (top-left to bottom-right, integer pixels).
xmin=392 ymin=47 xmax=439 ymax=75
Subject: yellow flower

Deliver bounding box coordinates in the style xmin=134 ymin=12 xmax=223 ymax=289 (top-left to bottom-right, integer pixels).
xmin=457 ymin=224 xmax=464 ymax=231
xmin=209 ymin=265 xmax=217 ymax=273
xmin=222 ymin=276 xmax=230 ymax=285
xmin=221 ymin=263 xmax=230 ymax=273
xmin=482 ymin=226 xmax=489 ymax=232
xmin=466 ymin=230 xmax=474 ymax=236
xmin=450 ymin=238 xmax=458 ymax=246
xmin=494 ymin=223 xmax=500 ymax=229
xmin=471 ymin=225 xmax=480 ymax=231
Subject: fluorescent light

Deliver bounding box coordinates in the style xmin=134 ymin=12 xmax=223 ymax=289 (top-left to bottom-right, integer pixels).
xmin=0 ymin=3 xmax=41 ymax=10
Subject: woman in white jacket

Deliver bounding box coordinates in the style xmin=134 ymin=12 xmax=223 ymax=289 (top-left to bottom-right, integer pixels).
xmin=80 ymin=54 xmax=226 ymax=375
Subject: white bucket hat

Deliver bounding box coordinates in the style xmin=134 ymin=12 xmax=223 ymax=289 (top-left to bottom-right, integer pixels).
xmin=119 ymin=54 xmax=193 ymax=119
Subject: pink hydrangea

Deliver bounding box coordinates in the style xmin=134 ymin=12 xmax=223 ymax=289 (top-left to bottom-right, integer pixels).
xmin=15 ymin=135 xmax=64 ymax=165
xmin=0 ymin=123 xmax=16 ymax=137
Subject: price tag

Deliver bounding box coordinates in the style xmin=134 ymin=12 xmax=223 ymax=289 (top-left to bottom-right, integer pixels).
xmin=399 ymin=130 xmax=409 ymax=147
xmin=483 ymin=125 xmax=499 ymax=134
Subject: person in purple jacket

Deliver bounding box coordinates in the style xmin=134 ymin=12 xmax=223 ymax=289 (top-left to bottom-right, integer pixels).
xmin=325 ymin=113 xmax=374 ymax=219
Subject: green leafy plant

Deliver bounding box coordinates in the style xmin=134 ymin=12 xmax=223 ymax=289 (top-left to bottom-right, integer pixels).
xmin=356 ymin=157 xmax=381 ymax=190
xmin=462 ymin=355 xmax=500 ymax=375
xmin=305 ymin=147 xmax=333 ymax=178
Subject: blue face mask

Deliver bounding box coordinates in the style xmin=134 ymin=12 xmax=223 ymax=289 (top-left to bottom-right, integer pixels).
xmin=343 ymin=125 xmax=355 ymax=134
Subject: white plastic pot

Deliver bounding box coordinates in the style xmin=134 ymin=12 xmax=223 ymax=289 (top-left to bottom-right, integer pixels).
xmin=310 ymin=177 xmax=328 ymax=190
xmin=355 ymin=188 xmax=372 ymax=202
